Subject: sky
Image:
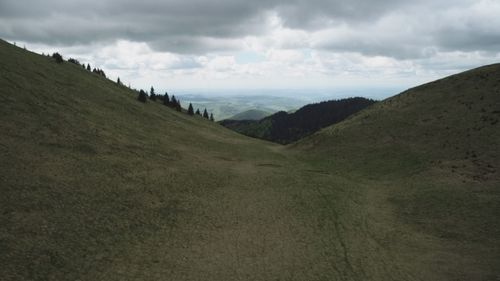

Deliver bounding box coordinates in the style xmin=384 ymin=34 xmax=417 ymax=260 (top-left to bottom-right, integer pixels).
xmin=1 ymin=0 xmax=500 ymax=97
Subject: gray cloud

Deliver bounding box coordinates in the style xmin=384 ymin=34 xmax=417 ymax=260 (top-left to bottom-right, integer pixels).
xmin=274 ymin=0 xmax=406 ymax=29
xmin=435 ymin=16 xmax=500 ymax=53
xmin=0 ymin=0 xmax=499 ymax=58
xmin=310 ymin=0 xmax=500 ymax=58
xmin=0 ymin=0 xmax=270 ymax=47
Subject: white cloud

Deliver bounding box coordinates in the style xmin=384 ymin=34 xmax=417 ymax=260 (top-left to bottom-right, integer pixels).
xmin=7 ymin=0 xmax=500 ymax=92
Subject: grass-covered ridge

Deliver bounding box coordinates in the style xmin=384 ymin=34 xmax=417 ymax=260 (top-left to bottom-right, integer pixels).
xmin=293 ymin=63 xmax=500 ymax=280
xmin=1 ymin=39 xmax=499 ymax=281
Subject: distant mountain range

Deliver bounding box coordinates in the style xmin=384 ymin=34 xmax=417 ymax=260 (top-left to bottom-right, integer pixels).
xmin=219 ymin=97 xmax=376 ymax=144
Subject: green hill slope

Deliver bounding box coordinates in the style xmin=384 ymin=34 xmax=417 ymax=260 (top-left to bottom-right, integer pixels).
xmin=294 ymin=63 xmax=500 ymax=280
xmin=0 ymin=40 xmax=299 ymax=280
xmin=227 ymin=109 xmax=273 ymax=120
xmin=1 ymin=39 xmax=499 ymax=281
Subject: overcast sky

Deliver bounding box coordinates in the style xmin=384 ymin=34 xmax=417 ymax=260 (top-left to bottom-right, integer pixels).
xmin=1 ymin=0 xmax=499 ymax=95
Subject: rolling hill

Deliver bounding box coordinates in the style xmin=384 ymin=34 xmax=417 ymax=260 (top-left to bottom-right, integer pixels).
xmin=220 ymin=97 xmax=376 ymax=144
xmin=227 ymin=109 xmax=273 ymax=120
xmin=292 ymin=63 xmax=500 ymax=280
xmin=1 ymin=39 xmax=499 ymax=281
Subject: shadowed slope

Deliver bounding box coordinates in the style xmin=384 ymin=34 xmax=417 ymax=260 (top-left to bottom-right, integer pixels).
xmin=220 ymin=97 xmax=376 ymax=144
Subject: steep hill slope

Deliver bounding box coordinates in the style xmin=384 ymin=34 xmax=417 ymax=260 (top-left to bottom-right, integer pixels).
xmin=294 ymin=63 xmax=500 ymax=280
xmin=220 ymin=97 xmax=376 ymax=144
xmin=296 ymin=63 xmax=500 ymax=180
xmin=0 ymin=40 xmax=304 ymax=280
xmin=1 ymin=38 xmax=499 ymax=281
xmin=227 ymin=109 xmax=273 ymax=120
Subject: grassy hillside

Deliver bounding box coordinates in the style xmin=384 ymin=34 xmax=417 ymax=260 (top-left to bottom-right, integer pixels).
xmin=1 ymin=38 xmax=499 ymax=281
xmin=0 ymin=40 xmax=294 ymax=280
xmin=227 ymin=109 xmax=273 ymax=120
xmin=294 ymin=63 xmax=500 ymax=280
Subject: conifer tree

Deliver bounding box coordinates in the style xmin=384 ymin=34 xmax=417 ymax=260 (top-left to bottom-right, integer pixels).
xmin=203 ymin=108 xmax=209 ymax=119
xmin=95 ymin=69 xmax=106 ymax=77
xmin=138 ymin=89 xmax=148 ymax=103
xmin=163 ymin=92 xmax=170 ymax=106
xmin=188 ymin=103 xmax=194 ymax=115
xmin=68 ymin=58 xmax=80 ymax=65
xmin=149 ymin=86 xmax=156 ymax=101
xmin=210 ymin=113 xmax=215 ymax=122
xmin=52 ymin=52 xmax=63 ymax=63
xmin=170 ymin=95 xmax=177 ymax=108
xmin=117 ymin=77 xmax=121 ymax=85
xmin=175 ymin=99 xmax=182 ymax=112
xmin=195 ymin=109 xmax=201 ymax=115
xmin=86 ymin=64 xmax=91 ymax=71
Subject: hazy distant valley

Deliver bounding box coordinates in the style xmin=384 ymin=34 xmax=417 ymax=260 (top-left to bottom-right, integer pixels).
xmin=175 ymin=88 xmax=397 ymax=121
xmin=175 ymin=93 xmax=302 ymax=120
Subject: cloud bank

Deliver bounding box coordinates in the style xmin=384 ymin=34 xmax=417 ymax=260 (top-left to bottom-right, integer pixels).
xmin=1 ymin=0 xmax=499 ymax=93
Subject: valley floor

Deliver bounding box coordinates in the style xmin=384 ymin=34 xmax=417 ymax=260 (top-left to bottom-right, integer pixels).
xmin=72 ymin=145 xmax=419 ymax=281
xmin=2 ymin=120 xmax=498 ymax=281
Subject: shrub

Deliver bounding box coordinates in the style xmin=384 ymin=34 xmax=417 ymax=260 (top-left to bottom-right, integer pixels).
xmin=52 ymin=52 xmax=63 ymax=63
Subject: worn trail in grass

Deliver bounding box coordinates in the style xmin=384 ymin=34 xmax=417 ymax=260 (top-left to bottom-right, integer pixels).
xmin=83 ymin=145 xmax=417 ymax=281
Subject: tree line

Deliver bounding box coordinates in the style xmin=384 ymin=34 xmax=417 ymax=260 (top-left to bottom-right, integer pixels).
xmin=46 ymin=50 xmax=216 ymax=121
xmin=137 ymin=86 xmax=182 ymax=112
xmin=138 ymin=87 xmax=214 ymax=121
xmin=53 ymin=53 xmax=108 ymax=78
xmin=187 ymin=103 xmax=214 ymax=121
